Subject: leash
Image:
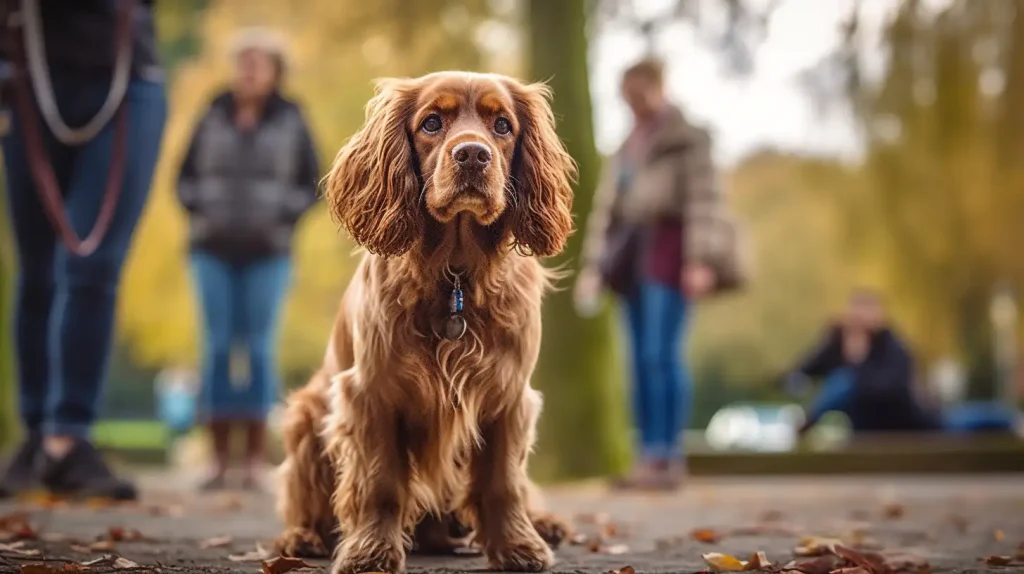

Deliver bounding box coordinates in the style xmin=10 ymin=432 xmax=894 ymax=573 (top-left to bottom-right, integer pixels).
xmin=4 ymin=0 xmax=136 ymax=257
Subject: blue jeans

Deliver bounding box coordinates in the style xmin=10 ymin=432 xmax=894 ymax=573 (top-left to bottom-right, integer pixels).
xmin=191 ymin=252 xmax=291 ymax=420
xmin=2 ymin=78 xmax=167 ymax=438
xmin=809 ymin=369 xmax=1019 ymax=433
xmin=623 ymin=282 xmax=691 ymax=460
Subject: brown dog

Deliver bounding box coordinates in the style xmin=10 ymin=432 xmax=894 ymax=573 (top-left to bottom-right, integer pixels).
xmin=273 ymin=71 xmax=576 ymax=574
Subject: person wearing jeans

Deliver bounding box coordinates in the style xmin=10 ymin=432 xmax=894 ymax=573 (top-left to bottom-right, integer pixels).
xmin=177 ymin=28 xmax=319 ymax=491
xmin=575 ymin=58 xmax=743 ymax=490
xmin=0 ymin=0 xmax=165 ymax=501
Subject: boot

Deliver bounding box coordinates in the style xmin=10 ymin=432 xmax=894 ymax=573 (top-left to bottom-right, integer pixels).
xmin=199 ymin=419 xmax=231 ymax=492
xmin=241 ymin=419 xmax=267 ymax=491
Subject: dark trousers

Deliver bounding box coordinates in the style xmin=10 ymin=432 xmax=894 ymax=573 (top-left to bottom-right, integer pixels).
xmin=2 ymin=77 xmax=166 ymax=438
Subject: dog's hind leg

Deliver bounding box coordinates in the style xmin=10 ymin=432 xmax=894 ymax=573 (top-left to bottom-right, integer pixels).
xmin=273 ymin=373 xmax=337 ymax=558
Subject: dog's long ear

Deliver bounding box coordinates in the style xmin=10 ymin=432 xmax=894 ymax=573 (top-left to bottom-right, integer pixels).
xmin=507 ymin=81 xmax=577 ymax=258
xmin=326 ymin=78 xmax=423 ymax=257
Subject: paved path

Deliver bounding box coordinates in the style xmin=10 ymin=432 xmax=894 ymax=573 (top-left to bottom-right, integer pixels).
xmin=1 ymin=473 xmax=1023 ymax=573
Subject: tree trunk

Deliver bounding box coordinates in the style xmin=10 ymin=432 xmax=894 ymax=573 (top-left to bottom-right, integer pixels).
xmin=524 ymin=0 xmax=630 ymax=481
xmin=0 ymin=181 xmax=17 ymax=450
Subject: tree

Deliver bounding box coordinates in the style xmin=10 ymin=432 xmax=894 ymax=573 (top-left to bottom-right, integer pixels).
xmin=523 ymin=0 xmax=631 ymax=481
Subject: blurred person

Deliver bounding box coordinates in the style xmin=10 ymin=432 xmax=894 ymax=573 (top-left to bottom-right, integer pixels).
xmin=786 ymin=289 xmax=1024 ymax=437
xmin=176 ymin=28 xmax=319 ymax=491
xmin=0 ymin=0 xmax=166 ymax=500
xmin=574 ymin=58 xmax=744 ymax=490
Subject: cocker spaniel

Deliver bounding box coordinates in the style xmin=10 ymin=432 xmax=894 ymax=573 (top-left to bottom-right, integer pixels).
xmin=273 ymin=71 xmax=576 ymax=574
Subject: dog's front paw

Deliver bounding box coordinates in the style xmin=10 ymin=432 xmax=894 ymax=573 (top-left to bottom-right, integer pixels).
xmin=486 ymin=533 xmax=554 ymax=572
xmin=331 ymin=533 xmax=405 ymax=574
xmin=530 ymin=512 xmax=571 ymax=549
xmin=274 ymin=527 xmax=330 ymax=558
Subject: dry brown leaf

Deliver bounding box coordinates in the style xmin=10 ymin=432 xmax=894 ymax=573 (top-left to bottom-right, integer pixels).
xmin=145 ymin=503 xmax=185 ymax=517
xmin=879 ymin=549 xmax=931 ymax=571
xmin=982 ymin=555 xmax=1014 ymax=566
xmin=88 ymin=540 xmax=116 ymax=552
xmin=702 ymin=552 xmax=747 ymax=572
xmin=261 ymin=556 xmax=313 ymax=574
xmin=199 ymin=535 xmax=234 ymax=549
xmin=601 ymin=522 xmax=623 ymax=538
xmin=744 ymin=551 xmax=771 ymax=570
xmin=603 ymin=544 xmax=630 ymax=555
xmin=228 ymin=543 xmax=270 ymax=562
xmin=105 ymin=527 xmax=144 ymax=543
xmin=994 ymin=529 xmax=1006 ymax=542
xmin=608 ymin=566 xmax=635 ymax=574
xmin=883 ymin=503 xmax=905 ymax=520
xmin=690 ymin=527 xmax=723 ymax=544
xmin=831 ymin=568 xmax=871 ymax=574
xmin=69 ymin=545 xmax=91 ymax=554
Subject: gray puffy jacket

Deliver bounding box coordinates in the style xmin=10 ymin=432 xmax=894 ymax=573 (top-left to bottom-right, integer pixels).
xmin=177 ymin=91 xmax=320 ymax=263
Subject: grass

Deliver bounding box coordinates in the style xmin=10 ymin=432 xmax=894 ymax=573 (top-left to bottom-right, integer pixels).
xmin=91 ymin=420 xmax=171 ymax=451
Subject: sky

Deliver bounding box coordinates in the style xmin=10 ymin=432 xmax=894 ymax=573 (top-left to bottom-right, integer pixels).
xmin=589 ymin=0 xmax=910 ymax=166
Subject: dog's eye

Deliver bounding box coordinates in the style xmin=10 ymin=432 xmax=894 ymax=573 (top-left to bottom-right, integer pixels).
xmin=421 ymin=114 xmax=443 ymax=134
xmin=494 ymin=117 xmax=512 ymax=136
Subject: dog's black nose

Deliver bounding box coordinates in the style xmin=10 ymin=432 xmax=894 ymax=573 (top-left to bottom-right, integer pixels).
xmin=452 ymin=142 xmax=492 ymax=170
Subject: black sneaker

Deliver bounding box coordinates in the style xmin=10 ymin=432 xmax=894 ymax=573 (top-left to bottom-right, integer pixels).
xmin=40 ymin=439 xmax=137 ymax=501
xmin=0 ymin=433 xmax=42 ymax=499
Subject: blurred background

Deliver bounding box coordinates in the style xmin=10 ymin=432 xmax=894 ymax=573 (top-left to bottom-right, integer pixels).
xmin=2 ymin=0 xmax=1024 ymax=483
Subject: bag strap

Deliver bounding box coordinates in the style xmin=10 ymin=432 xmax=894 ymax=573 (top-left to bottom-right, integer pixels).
xmin=4 ymin=0 xmax=136 ymax=257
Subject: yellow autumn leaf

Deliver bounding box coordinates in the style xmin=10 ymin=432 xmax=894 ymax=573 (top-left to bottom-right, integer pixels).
xmin=702 ymin=552 xmax=747 ymax=573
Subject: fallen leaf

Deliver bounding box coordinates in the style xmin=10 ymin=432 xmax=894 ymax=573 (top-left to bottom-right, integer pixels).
xmin=608 ymin=567 xmax=635 ymax=574
xmin=744 ymin=551 xmax=771 ymax=570
xmin=603 ymin=544 xmax=630 ymax=555
xmin=82 ymin=555 xmax=140 ymax=569
xmin=982 ymin=555 xmax=1013 ymax=566
xmin=228 ymin=543 xmax=270 ymax=562
xmin=69 ymin=545 xmax=91 ymax=554
xmin=994 ymin=529 xmax=1006 ymax=542
xmin=883 ymin=503 xmax=905 ymax=519
xmin=88 ymin=540 xmax=116 ymax=552
xmin=783 ymin=556 xmax=841 ymax=574
xmin=601 ymin=522 xmax=623 ymax=538
xmin=831 ymin=568 xmax=871 ymax=574
xmin=690 ymin=528 xmax=723 ymax=544
xmin=19 ymin=565 xmax=57 ymax=574
xmin=880 ymin=549 xmax=931 ymax=571
xmin=0 ymin=541 xmax=40 ymax=556
xmin=199 ymin=535 xmax=233 ymax=549
xmin=759 ymin=510 xmax=784 ymax=522
xmin=261 ymin=556 xmax=313 ymax=574
xmin=702 ymin=552 xmax=747 ymax=572
xmin=793 ymin=536 xmax=843 ymax=557
xmin=833 ymin=545 xmax=883 ymax=571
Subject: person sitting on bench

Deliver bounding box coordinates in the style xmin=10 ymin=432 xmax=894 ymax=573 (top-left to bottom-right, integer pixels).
xmin=785 ymin=289 xmax=1024 ymax=438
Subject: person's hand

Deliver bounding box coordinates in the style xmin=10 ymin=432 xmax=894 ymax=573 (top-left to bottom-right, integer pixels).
xmin=682 ymin=263 xmax=716 ymax=298
xmin=574 ymin=266 xmax=604 ymax=318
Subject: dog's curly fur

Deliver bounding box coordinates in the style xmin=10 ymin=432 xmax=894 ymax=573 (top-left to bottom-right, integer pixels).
xmin=273 ymin=72 xmax=576 ymax=574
